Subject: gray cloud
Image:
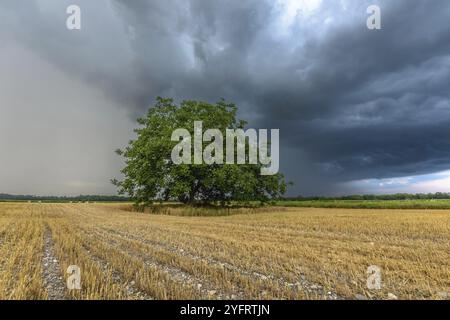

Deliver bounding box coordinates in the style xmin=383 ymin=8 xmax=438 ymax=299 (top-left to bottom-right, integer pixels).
xmin=1 ymin=0 xmax=450 ymax=195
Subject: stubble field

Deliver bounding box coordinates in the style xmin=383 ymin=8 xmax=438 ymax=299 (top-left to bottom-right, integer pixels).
xmin=0 ymin=203 xmax=448 ymax=300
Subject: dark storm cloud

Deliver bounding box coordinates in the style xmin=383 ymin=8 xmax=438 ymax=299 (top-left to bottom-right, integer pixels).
xmin=1 ymin=0 xmax=450 ymax=195
xmin=273 ymin=0 xmax=450 ymax=188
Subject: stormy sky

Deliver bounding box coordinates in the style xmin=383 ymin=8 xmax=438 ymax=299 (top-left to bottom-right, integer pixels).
xmin=1 ymin=0 xmax=450 ymax=196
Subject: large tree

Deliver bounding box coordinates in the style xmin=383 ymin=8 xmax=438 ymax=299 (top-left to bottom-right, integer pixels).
xmin=112 ymin=97 xmax=288 ymax=206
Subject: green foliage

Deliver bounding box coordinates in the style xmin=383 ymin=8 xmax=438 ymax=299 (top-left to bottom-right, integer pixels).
xmin=113 ymin=97 xmax=288 ymax=206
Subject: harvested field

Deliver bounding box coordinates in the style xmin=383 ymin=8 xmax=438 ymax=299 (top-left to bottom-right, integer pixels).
xmin=0 ymin=203 xmax=448 ymax=300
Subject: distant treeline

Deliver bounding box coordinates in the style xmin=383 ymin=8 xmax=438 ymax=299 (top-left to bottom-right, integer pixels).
xmin=284 ymin=192 xmax=450 ymax=201
xmin=3 ymin=192 xmax=450 ymax=203
xmin=0 ymin=193 xmax=130 ymax=202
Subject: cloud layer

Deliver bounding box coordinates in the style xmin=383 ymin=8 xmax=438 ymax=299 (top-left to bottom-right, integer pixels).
xmin=1 ymin=0 xmax=450 ymax=195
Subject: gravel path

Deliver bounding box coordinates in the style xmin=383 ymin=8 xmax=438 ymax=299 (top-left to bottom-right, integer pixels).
xmin=42 ymin=227 xmax=67 ymax=300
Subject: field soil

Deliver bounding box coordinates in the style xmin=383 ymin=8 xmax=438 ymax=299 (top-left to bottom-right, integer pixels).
xmin=0 ymin=203 xmax=448 ymax=300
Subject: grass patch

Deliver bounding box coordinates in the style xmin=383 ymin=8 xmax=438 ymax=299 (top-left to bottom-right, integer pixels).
xmin=128 ymin=203 xmax=283 ymax=216
xmin=276 ymin=199 xmax=450 ymax=209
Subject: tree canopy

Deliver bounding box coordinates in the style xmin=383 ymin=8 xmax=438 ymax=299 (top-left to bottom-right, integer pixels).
xmin=112 ymin=97 xmax=288 ymax=206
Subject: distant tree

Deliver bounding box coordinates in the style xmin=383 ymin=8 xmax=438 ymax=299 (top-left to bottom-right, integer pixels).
xmin=112 ymin=97 xmax=288 ymax=206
